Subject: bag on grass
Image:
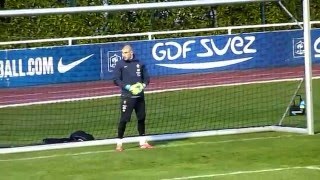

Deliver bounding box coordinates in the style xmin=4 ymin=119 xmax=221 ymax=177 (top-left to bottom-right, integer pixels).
xmin=43 ymin=130 xmax=94 ymax=144
xmin=69 ymin=130 xmax=94 ymax=142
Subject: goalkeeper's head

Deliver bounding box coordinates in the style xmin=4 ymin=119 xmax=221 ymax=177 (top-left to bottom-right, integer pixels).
xmin=122 ymin=45 xmax=134 ymax=61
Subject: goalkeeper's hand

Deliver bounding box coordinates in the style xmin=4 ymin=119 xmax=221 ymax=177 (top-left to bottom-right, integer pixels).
xmin=129 ymin=82 xmax=145 ymax=95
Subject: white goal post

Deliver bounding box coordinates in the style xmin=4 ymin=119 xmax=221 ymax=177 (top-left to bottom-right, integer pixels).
xmin=302 ymin=0 xmax=314 ymax=135
xmin=0 ymin=0 xmax=314 ymax=154
xmin=0 ymin=0 xmax=279 ymax=17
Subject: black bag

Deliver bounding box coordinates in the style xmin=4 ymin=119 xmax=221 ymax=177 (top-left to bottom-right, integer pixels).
xmin=69 ymin=130 xmax=94 ymax=142
xmin=43 ymin=130 xmax=94 ymax=144
xmin=43 ymin=138 xmax=71 ymax=144
xmin=289 ymin=95 xmax=305 ymax=116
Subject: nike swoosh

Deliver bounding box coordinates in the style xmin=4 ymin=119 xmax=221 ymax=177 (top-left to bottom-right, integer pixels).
xmin=58 ymin=54 xmax=94 ymax=73
xmin=155 ymin=57 xmax=252 ymax=69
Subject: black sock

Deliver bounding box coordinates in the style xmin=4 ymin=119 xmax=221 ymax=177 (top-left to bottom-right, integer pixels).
xmin=137 ymin=121 xmax=145 ymax=136
xmin=118 ymin=121 xmax=127 ymax=138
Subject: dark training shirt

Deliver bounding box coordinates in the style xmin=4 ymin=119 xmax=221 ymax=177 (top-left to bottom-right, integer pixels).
xmin=113 ymin=58 xmax=150 ymax=97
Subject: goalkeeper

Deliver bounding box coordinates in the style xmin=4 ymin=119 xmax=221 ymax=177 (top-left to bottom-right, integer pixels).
xmin=113 ymin=44 xmax=153 ymax=152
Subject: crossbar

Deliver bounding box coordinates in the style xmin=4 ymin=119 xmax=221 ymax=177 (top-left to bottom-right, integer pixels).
xmin=0 ymin=0 xmax=278 ymax=17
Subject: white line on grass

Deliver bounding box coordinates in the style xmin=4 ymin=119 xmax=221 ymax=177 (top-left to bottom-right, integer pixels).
xmin=161 ymin=165 xmax=320 ymax=180
xmin=306 ymin=166 xmax=320 ymax=170
xmin=0 ymin=134 xmax=299 ymax=162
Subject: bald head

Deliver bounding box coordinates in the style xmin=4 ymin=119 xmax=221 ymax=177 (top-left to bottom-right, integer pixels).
xmin=122 ymin=45 xmax=134 ymax=61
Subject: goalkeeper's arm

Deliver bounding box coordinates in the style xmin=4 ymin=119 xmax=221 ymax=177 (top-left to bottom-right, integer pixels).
xmin=141 ymin=63 xmax=150 ymax=88
xmin=126 ymin=63 xmax=149 ymax=95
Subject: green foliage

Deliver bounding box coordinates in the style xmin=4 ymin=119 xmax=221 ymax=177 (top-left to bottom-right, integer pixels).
xmin=0 ymin=1 xmax=320 ymax=44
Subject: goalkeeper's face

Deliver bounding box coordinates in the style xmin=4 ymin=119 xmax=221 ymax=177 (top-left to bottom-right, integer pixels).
xmin=122 ymin=46 xmax=134 ymax=61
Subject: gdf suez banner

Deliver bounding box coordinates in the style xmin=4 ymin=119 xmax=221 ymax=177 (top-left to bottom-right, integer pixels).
xmin=101 ymin=29 xmax=320 ymax=80
xmin=1 ymin=28 xmax=320 ymax=88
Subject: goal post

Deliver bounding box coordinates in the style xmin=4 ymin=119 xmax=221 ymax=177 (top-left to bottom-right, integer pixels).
xmin=302 ymin=0 xmax=314 ymax=135
xmin=0 ymin=0 xmax=315 ymax=154
xmin=0 ymin=0 xmax=279 ymax=17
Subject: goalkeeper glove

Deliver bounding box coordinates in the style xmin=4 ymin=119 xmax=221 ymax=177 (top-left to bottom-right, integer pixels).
xmin=129 ymin=82 xmax=145 ymax=95
xmin=124 ymin=84 xmax=131 ymax=91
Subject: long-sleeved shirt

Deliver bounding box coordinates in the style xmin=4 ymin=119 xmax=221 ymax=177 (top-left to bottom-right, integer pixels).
xmin=113 ymin=58 xmax=150 ymax=97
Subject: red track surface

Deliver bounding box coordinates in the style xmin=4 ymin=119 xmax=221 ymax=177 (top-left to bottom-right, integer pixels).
xmin=1 ymin=66 xmax=320 ymax=106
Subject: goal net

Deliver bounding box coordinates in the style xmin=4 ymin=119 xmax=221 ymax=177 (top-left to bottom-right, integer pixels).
xmin=0 ymin=0 xmax=314 ymax=153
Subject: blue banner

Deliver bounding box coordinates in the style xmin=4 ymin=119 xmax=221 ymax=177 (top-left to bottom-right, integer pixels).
xmin=1 ymin=29 xmax=320 ymax=88
xmin=0 ymin=46 xmax=101 ymax=87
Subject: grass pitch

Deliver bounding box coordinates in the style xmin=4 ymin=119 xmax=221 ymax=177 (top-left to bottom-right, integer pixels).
xmin=0 ymin=132 xmax=319 ymax=180
xmin=0 ymin=79 xmax=319 ymax=179
xmin=0 ymin=78 xmax=311 ymax=145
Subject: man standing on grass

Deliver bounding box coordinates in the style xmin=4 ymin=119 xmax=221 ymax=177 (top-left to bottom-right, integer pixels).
xmin=113 ymin=44 xmax=153 ymax=152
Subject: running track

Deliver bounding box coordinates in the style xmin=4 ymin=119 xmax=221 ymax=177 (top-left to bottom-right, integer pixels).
xmin=1 ymin=66 xmax=320 ymax=106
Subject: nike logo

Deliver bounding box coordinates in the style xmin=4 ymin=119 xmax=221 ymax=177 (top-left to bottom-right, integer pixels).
xmin=58 ymin=54 xmax=94 ymax=73
xmin=155 ymin=57 xmax=252 ymax=69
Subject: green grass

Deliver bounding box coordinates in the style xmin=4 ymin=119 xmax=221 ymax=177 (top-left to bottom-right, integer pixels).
xmin=0 ymin=78 xmax=320 ymax=179
xmin=0 ymin=132 xmax=319 ymax=180
xmin=312 ymin=78 xmax=320 ymax=133
xmin=0 ymin=78 xmax=311 ymax=146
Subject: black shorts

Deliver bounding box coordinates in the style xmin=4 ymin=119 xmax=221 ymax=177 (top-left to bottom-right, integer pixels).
xmin=119 ymin=96 xmax=146 ymax=122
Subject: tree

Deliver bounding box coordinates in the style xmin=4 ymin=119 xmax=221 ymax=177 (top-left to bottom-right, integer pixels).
xmin=1 ymin=0 xmax=319 ymax=46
